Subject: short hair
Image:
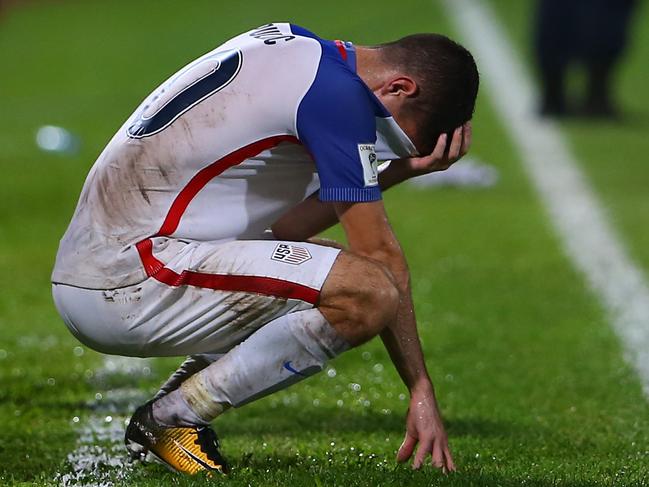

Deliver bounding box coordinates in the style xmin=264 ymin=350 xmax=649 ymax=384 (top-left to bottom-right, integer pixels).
xmin=378 ymin=34 xmax=479 ymax=154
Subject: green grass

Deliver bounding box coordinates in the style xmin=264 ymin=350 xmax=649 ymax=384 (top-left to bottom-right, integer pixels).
xmin=1 ymin=0 xmax=649 ymax=485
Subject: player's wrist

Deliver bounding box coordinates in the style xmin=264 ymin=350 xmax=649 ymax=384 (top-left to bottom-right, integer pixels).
xmin=408 ymin=375 xmax=434 ymax=396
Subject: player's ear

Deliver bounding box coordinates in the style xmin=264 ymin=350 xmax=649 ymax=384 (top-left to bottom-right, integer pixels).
xmin=383 ymin=75 xmax=418 ymax=99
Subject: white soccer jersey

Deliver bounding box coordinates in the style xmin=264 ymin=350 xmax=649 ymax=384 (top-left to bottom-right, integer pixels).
xmin=52 ymin=23 xmax=417 ymax=289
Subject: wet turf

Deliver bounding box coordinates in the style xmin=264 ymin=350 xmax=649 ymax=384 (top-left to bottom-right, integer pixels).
xmin=1 ymin=0 xmax=649 ymax=485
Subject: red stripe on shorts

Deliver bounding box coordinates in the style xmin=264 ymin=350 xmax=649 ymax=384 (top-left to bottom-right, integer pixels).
xmin=135 ymin=239 xmax=320 ymax=305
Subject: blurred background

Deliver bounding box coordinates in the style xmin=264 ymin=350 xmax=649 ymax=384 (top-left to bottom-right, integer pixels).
xmin=1 ymin=0 xmax=648 ymax=485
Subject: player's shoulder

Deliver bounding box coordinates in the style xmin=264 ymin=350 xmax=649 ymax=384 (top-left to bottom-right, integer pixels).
xmin=226 ymin=22 xmax=322 ymax=56
xmin=231 ymin=23 xmax=385 ymax=119
xmin=293 ymin=33 xmax=386 ymax=124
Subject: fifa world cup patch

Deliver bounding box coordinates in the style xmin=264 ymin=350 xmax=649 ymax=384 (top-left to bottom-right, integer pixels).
xmin=271 ymin=243 xmax=312 ymax=265
xmin=357 ymin=144 xmax=379 ymax=186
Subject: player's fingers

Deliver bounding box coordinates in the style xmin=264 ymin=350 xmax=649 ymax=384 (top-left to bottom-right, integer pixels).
xmin=412 ymin=439 xmax=433 ymax=470
xmin=396 ymin=434 xmax=417 ymax=463
xmin=460 ymin=122 xmax=472 ymax=157
xmin=430 ymin=133 xmax=447 ymax=162
xmin=431 ymin=438 xmax=444 ymax=470
xmin=443 ymin=446 xmax=457 ymax=473
xmin=447 ymin=126 xmax=463 ymax=161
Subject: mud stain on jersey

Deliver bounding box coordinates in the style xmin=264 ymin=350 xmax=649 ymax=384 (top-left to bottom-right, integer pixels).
xmin=92 ymin=141 xmax=149 ymax=228
xmin=157 ymin=164 xmax=171 ymax=184
xmin=178 ymin=118 xmax=195 ymax=148
xmin=138 ymin=184 xmax=151 ymax=204
xmin=206 ymin=103 xmax=228 ymax=126
xmin=90 ymin=135 xmax=183 ymax=233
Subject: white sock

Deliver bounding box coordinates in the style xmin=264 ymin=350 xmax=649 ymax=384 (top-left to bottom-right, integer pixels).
xmin=153 ymin=353 xmax=223 ymax=401
xmin=153 ymin=308 xmax=348 ymax=426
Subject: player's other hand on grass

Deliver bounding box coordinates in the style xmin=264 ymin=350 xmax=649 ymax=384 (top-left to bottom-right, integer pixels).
xmin=396 ymin=385 xmax=456 ymax=473
xmin=407 ymin=122 xmax=472 ymax=176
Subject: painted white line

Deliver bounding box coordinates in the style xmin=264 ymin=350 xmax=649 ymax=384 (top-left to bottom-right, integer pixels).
xmin=442 ymin=0 xmax=649 ymax=393
xmin=56 ymin=356 xmax=152 ymax=486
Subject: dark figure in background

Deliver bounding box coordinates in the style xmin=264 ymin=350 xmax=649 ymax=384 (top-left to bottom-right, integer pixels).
xmin=535 ymin=0 xmax=637 ymax=117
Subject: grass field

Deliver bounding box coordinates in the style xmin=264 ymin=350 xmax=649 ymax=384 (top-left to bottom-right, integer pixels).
xmin=1 ymin=0 xmax=648 ymax=485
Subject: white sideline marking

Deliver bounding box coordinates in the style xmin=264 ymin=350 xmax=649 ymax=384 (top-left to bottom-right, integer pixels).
xmin=56 ymin=357 xmax=151 ymax=486
xmin=442 ymin=0 xmax=649 ymax=393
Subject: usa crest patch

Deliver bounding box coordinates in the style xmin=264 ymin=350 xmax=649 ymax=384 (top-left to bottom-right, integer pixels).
xmin=271 ymin=243 xmax=312 ymax=265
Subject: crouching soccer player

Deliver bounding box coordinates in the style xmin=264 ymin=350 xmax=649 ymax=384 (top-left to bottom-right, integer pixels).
xmin=52 ymin=23 xmax=478 ymax=474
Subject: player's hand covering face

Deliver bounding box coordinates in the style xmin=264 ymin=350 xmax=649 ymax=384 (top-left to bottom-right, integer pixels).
xmin=407 ymin=122 xmax=472 ymax=175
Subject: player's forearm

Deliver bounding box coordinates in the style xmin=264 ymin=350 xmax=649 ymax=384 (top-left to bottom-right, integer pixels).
xmin=380 ymin=280 xmax=433 ymax=392
xmin=271 ymin=193 xmax=337 ymax=241
xmin=378 ymin=160 xmax=410 ymax=191
xmin=332 ymin=198 xmax=431 ymax=390
xmin=356 ymin=245 xmax=432 ymax=391
xmin=273 ymin=170 xmax=413 ymax=242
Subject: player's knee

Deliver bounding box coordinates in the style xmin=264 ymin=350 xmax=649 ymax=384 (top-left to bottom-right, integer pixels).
xmin=320 ymin=252 xmax=399 ymax=344
xmin=357 ymin=265 xmax=399 ymax=330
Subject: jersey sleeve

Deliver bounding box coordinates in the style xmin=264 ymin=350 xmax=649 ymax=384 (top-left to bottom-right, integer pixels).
xmin=296 ymin=54 xmax=381 ymax=203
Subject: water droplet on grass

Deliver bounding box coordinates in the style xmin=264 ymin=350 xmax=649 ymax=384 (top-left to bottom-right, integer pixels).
xmin=73 ymin=346 xmax=84 ymax=357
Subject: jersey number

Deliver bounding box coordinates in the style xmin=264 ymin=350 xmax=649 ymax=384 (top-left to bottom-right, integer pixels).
xmin=127 ymin=49 xmax=243 ymax=138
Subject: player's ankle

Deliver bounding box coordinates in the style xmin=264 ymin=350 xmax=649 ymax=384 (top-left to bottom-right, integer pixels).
xmin=152 ymin=388 xmax=211 ymax=427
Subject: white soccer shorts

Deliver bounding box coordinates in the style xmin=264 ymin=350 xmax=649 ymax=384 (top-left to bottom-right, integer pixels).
xmin=52 ymin=238 xmax=340 ymax=357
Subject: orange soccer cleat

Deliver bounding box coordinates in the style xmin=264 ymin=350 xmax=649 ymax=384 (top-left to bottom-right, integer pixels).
xmin=125 ymin=402 xmax=229 ymax=475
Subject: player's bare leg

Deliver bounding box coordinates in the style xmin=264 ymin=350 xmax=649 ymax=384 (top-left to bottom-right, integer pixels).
xmin=317 ymin=251 xmax=400 ymax=345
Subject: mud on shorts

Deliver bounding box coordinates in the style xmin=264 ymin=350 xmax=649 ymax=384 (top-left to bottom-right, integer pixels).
xmin=52 ymin=238 xmax=340 ymax=357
